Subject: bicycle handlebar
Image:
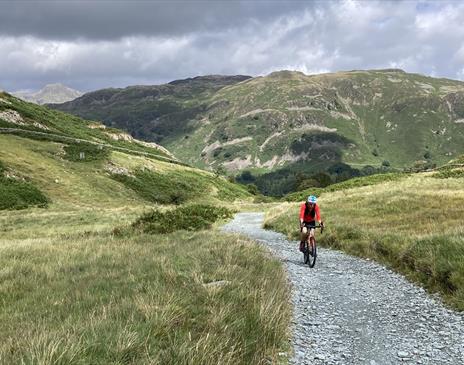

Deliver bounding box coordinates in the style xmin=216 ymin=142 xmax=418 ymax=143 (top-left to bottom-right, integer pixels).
xmin=300 ymin=224 xmax=324 ymax=233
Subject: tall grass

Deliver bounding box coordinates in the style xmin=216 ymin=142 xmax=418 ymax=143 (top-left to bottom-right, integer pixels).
xmin=1 ymin=209 xmax=291 ymax=364
xmin=0 ymin=231 xmax=290 ymax=364
xmin=265 ymin=174 xmax=464 ymax=310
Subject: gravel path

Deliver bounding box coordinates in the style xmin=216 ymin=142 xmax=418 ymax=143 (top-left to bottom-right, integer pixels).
xmin=222 ymin=213 xmax=464 ymax=365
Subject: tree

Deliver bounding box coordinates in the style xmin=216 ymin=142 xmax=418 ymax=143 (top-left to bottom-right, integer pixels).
xmin=246 ymin=183 xmax=259 ymax=195
xmin=214 ymin=165 xmax=226 ymax=178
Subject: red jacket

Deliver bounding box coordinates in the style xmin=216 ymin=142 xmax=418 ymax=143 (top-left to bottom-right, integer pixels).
xmin=299 ymin=202 xmax=321 ymax=223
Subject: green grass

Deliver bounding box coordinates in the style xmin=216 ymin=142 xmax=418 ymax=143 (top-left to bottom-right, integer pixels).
xmin=0 ymin=227 xmax=291 ymax=364
xmin=131 ymin=204 xmax=234 ymax=234
xmin=265 ymin=173 xmax=464 ymax=310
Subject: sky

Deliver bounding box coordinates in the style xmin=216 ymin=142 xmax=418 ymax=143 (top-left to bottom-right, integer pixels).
xmin=1 ymin=0 xmax=464 ymax=92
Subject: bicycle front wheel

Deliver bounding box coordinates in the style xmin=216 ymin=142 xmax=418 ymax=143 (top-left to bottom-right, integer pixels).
xmin=303 ymin=241 xmax=309 ymax=264
xmin=308 ymin=237 xmax=317 ymax=268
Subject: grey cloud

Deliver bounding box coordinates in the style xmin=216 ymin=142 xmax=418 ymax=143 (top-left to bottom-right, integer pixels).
xmin=0 ymin=0 xmax=313 ymax=40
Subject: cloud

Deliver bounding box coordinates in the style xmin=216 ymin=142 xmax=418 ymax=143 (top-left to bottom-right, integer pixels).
xmin=1 ymin=0 xmax=464 ymax=92
xmin=0 ymin=0 xmax=311 ymax=40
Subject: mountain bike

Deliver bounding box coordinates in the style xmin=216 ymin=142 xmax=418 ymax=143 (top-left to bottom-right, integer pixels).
xmin=302 ymin=225 xmax=323 ymax=268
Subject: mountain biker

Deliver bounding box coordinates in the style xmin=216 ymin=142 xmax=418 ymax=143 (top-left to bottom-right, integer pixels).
xmin=299 ymin=195 xmax=323 ymax=252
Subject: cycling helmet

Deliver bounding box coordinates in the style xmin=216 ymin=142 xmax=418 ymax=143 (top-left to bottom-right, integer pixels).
xmin=307 ymin=195 xmax=317 ymax=204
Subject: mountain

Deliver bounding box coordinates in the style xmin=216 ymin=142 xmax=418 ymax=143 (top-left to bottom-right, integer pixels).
xmin=13 ymin=83 xmax=83 ymax=104
xmin=51 ymin=69 xmax=464 ymax=184
xmin=50 ymin=75 xmax=251 ymax=141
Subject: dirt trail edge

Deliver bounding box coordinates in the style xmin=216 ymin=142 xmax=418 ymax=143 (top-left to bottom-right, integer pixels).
xmin=222 ymin=213 xmax=464 ymax=365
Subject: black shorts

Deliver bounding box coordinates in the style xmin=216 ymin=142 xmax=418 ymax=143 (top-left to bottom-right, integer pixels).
xmin=302 ymin=221 xmax=316 ymax=230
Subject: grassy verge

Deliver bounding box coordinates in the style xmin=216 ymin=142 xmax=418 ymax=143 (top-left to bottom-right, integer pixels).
xmin=0 ymin=205 xmax=291 ymax=364
xmin=0 ymin=232 xmax=290 ymax=364
xmin=265 ymin=174 xmax=464 ymax=311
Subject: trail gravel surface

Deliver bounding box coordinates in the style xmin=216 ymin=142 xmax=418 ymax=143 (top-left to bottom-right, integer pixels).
xmin=222 ymin=213 xmax=464 ymax=365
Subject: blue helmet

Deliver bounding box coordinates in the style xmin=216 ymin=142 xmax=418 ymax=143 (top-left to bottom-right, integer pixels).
xmin=307 ymin=195 xmax=317 ymax=204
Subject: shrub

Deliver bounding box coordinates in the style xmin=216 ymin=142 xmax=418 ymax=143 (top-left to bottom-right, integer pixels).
xmin=246 ymin=183 xmax=259 ymax=195
xmin=63 ymin=143 xmax=110 ymax=162
xmin=132 ymin=204 xmax=234 ymax=234
xmin=432 ymin=169 xmax=464 ymax=179
xmin=297 ymin=178 xmax=320 ymax=191
xmin=0 ymin=176 xmax=49 ymax=210
xmin=382 ymin=160 xmax=391 ymax=167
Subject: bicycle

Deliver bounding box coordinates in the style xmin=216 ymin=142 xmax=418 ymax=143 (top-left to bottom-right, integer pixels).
xmin=302 ymin=225 xmax=323 ymax=268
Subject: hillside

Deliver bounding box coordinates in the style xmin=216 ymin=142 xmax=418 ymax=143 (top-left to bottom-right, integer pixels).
xmin=13 ymin=83 xmax=83 ymax=104
xmin=52 ymin=70 xmax=464 ymax=175
xmin=0 ymin=91 xmax=250 ymax=210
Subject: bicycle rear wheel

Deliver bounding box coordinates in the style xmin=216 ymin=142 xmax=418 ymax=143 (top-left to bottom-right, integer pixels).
xmin=308 ymin=237 xmax=317 ymax=268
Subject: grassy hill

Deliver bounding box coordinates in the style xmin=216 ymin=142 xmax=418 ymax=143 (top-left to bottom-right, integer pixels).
xmin=264 ymin=162 xmax=464 ymax=311
xmin=0 ymin=95 xmax=292 ymax=364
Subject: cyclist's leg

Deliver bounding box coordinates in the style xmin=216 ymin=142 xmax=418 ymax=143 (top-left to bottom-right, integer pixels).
xmin=309 ymin=227 xmax=315 ymax=238
xmin=300 ymin=226 xmax=309 ymax=252
xmin=309 ymin=228 xmax=315 ymax=247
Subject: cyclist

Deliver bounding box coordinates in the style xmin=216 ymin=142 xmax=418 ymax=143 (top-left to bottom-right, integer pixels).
xmin=299 ymin=195 xmax=323 ymax=252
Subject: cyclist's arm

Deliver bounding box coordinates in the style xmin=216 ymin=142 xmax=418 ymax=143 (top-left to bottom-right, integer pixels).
xmin=315 ymin=204 xmax=322 ymax=224
xmin=299 ymin=203 xmax=305 ymax=226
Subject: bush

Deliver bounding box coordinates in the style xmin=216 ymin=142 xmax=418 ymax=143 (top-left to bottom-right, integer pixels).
xmin=432 ymin=169 xmax=464 ymax=179
xmin=297 ymin=178 xmax=320 ymax=191
xmin=382 ymin=160 xmax=391 ymax=167
xmin=246 ymin=183 xmax=259 ymax=195
xmin=63 ymin=143 xmax=110 ymax=162
xmin=0 ymin=176 xmax=49 ymax=210
xmin=132 ymin=204 xmax=234 ymax=234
